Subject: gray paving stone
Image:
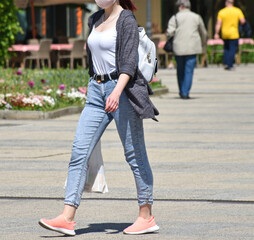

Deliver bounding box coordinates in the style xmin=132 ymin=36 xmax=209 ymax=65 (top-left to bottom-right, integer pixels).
xmin=0 ymin=64 xmax=254 ymax=239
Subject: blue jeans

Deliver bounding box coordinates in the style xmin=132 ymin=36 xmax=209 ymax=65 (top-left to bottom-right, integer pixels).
xmin=223 ymin=39 xmax=238 ymax=68
xmin=64 ymin=78 xmax=153 ymax=208
xmin=175 ymin=55 xmax=197 ymax=97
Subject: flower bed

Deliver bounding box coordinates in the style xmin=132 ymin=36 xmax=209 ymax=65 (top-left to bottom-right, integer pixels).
xmin=0 ymin=68 xmax=164 ymax=112
xmin=0 ymin=68 xmax=89 ymax=111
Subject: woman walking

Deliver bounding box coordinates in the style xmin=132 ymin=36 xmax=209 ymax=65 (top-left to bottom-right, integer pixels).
xmin=167 ymin=0 xmax=207 ymax=99
xmin=39 ymin=0 xmax=159 ymax=236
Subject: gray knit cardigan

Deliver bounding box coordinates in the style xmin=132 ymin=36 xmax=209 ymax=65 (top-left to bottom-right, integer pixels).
xmin=87 ymin=9 xmax=159 ymax=121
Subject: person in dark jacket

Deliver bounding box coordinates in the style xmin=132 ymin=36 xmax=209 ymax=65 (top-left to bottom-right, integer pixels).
xmin=38 ymin=0 xmax=159 ymax=236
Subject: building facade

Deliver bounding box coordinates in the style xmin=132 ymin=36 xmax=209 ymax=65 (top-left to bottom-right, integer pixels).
xmin=16 ymin=0 xmax=253 ymax=43
xmin=133 ymin=0 xmax=253 ymax=38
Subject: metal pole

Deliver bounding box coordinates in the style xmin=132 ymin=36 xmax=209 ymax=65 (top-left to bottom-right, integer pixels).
xmin=66 ymin=6 xmax=70 ymax=37
xmin=212 ymin=0 xmax=215 ymax=36
xmin=146 ymin=0 xmax=152 ymax=37
xmin=30 ymin=0 xmax=36 ymax=38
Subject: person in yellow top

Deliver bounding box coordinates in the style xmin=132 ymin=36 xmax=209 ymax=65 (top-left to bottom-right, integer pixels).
xmin=214 ymin=0 xmax=245 ymax=70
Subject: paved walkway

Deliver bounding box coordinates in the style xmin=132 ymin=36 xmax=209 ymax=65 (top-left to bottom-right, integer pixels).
xmin=0 ymin=65 xmax=254 ymax=239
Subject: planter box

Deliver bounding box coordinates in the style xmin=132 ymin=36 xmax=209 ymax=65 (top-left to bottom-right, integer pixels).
xmin=0 ymin=87 xmax=169 ymax=120
xmin=0 ymin=106 xmax=83 ymax=120
xmin=152 ymin=87 xmax=169 ymax=96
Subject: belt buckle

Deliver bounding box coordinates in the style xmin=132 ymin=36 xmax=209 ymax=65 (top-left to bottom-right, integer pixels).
xmin=94 ymin=74 xmax=101 ymax=83
xmin=97 ymin=75 xmax=104 ymax=84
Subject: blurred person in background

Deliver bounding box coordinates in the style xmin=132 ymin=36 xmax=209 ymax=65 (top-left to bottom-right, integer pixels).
xmin=167 ymin=0 xmax=207 ymax=99
xmin=214 ymin=0 xmax=245 ymax=70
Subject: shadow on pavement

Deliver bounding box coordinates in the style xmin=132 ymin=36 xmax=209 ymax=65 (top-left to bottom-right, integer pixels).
xmin=39 ymin=223 xmax=131 ymax=238
xmin=76 ymin=222 xmax=131 ymax=235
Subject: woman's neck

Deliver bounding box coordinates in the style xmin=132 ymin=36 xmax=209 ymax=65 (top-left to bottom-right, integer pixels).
xmin=104 ymin=4 xmax=123 ymax=19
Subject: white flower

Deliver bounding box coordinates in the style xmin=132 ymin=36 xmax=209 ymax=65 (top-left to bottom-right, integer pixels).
xmin=46 ymin=89 xmax=53 ymax=94
xmin=20 ymin=95 xmax=55 ymax=107
xmin=67 ymin=89 xmax=86 ymax=100
xmin=56 ymin=89 xmax=62 ymax=95
xmin=0 ymin=98 xmax=7 ymax=106
xmin=22 ymin=96 xmax=43 ymax=107
xmin=43 ymin=96 xmax=55 ymax=106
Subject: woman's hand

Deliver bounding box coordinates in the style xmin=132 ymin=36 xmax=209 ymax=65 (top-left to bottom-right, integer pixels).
xmin=105 ymin=73 xmax=130 ymax=113
xmin=105 ymin=90 xmax=120 ymax=113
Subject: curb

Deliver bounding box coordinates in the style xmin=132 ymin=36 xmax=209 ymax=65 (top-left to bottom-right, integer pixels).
xmin=152 ymin=87 xmax=169 ymax=96
xmin=0 ymin=106 xmax=83 ymax=120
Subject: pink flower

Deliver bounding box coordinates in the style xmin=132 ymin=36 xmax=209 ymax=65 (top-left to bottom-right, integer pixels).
xmin=0 ymin=79 xmax=5 ymax=83
xmin=150 ymin=78 xmax=160 ymax=83
xmin=78 ymin=87 xmax=87 ymax=94
xmin=41 ymin=79 xmax=46 ymax=84
xmin=58 ymin=84 xmax=66 ymax=90
xmin=27 ymin=81 xmax=35 ymax=88
xmin=16 ymin=68 xmax=22 ymax=75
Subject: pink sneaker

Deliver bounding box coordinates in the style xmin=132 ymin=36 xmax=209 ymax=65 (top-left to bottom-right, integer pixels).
xmin=39 ymin=215 xmax=76 ymax=236
xmin=123 ymin=216 xmax=159 ymax=235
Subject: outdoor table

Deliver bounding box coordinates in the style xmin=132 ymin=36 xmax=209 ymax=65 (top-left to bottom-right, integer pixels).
xmin=158 ymin=38 xmax=254 ymax=49
xmin=8 ymin=44 xmax=86 ymax=68
xmin=158 ymin=39 xmax=254 ymax=65
xmin=8 ymin=44 xmax=86 ymax=52
xmin=207 ymin=38 xmax=254 ymax=46
xmin=8 ymin=44 xmax=39 ymax=52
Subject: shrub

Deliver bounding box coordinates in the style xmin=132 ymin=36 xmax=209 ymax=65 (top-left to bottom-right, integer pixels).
xmin=0 ymin=0 xmax=21 ymax=66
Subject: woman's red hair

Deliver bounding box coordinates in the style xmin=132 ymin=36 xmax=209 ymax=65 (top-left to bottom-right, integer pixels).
xmin=119 ymin=0 xmax=137 ymax=11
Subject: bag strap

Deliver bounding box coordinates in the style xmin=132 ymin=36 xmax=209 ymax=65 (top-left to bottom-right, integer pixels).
xmin=174 ymin=14 xmax=178 ymax=29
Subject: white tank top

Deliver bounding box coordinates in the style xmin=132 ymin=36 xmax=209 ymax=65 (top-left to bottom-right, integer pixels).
xmin=87 ymin=25 xmax=117 ymax=75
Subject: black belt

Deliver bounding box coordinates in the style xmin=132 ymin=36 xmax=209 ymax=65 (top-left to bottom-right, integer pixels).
xmin=92 ymin=71 xmax=118 ymax=83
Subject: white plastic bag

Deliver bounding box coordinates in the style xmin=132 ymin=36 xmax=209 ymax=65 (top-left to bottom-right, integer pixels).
xmin=84 ymin=140 xmax=108 ymax=193
xmin=64 ymin=140 xmax=108 ymax=193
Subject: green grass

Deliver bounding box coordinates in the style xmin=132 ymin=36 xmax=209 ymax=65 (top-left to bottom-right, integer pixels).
xmin=149 ymin=79 xmax=165 ymax=89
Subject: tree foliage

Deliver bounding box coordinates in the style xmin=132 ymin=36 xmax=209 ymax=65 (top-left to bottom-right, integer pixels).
xmin=0 ymin=0 xmax=21 ymax=67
